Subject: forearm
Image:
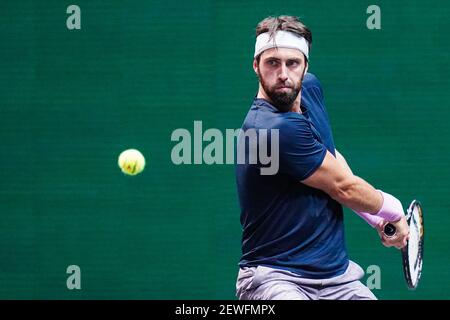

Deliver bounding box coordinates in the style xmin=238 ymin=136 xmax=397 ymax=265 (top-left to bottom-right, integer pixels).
xmin=303 ymin=150 xmax=405 ymax=223
xmin=333 ymin=175 xmax=383 ymax=214
xmin=333 ymin=150 xmax=382 ymax=213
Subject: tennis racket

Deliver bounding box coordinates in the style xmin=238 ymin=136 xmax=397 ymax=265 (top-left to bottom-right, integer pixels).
xmin=383 ymin=200 xmax=424 ymax=290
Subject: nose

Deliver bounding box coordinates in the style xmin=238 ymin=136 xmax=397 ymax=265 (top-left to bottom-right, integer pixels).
xmin=278 ymin=64 xmax=288 ymax=82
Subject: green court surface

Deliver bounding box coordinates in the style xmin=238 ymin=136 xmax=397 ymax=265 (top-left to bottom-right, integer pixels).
xmin=0 ymin=0 xmax=449 ymax=299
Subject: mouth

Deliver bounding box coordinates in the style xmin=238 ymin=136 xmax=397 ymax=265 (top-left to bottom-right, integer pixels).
xmin=275 ymin=86 xmax=292 ymax=92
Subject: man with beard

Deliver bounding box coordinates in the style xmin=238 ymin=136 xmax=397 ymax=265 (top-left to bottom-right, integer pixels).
xmin=235 ymin=16 xmax=409 ymax=300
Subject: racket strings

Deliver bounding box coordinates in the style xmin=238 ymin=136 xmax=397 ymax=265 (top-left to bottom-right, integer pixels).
xmin=407 ymin=205 xmax=423 ymax=286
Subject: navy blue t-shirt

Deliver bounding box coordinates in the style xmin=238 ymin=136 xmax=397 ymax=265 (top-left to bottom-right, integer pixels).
xmin=236 ymin=73 xmax=349 ymax=279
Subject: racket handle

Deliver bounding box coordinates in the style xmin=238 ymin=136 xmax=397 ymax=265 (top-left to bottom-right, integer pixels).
xmin=384 ymin=223 xmax=397 ymax=237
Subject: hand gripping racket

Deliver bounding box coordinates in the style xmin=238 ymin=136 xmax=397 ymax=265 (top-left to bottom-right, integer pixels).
xmin=383 ymin=200 xmax=424 ymax=290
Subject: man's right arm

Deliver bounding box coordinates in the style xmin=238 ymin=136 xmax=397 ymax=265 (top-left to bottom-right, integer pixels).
xmin=301 ymin=150 xmax=409 ymax=248
xmin=302 ymin=150 xmax=383 ymax=214
xmin=334 ymin=149 xmax=386 ymax=228
xmin=276 ymin=114 xmax=408 ymax=248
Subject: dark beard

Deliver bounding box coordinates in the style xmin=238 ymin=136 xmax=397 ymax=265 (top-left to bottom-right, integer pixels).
xmin=258 ymin=72 xmax=303 ymax=112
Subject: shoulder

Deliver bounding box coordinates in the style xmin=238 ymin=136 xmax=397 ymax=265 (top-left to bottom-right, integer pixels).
xmin=276 ymin=113 xmax=314 ymax=140
xmin=302 ymin=72 xmax=324 ymax=98
xmin=247 ymin=99 xmax=310 ymax=131
xmin=303 ymin=72 xmax=322 ymax=88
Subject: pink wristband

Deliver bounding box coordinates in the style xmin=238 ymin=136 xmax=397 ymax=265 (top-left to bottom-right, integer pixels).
xmin=375 ymin=190 xmax=404 ymax=222
xmin=353 ymin=210 xmax=383 ymax=228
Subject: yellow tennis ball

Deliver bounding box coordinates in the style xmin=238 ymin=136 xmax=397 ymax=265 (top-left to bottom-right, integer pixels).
xmin=118 ymin=149 xmax=145 ymax=175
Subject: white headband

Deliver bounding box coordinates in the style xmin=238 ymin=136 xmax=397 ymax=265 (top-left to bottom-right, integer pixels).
xmin=254 ymin=30 xmax=309 ymax=60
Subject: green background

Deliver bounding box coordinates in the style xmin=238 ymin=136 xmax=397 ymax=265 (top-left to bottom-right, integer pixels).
xmin=0 ymin=0 xmax=448 ymax=299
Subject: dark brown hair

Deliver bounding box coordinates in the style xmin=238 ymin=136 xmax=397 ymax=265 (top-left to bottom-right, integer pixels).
xmin=255 ymin=15 xmax=312 ymax=61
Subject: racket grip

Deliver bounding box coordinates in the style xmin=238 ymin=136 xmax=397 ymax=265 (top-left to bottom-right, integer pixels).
xmin=384 ymin=223 xmax=397 ymax=237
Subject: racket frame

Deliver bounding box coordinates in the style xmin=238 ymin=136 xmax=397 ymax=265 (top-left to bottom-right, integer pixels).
xmin=401 ymin=200 xmax=424 ymax=290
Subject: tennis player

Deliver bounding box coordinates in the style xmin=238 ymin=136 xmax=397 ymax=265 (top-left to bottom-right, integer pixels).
xmin=235 ymin=16 xmax=409 ymax=300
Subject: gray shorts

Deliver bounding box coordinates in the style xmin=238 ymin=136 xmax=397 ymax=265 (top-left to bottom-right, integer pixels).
xmin=236 ymin=260 xmax=377 ymax=300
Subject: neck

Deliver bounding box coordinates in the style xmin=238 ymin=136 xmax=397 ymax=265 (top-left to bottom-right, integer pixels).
xmin=256 ymin=85 xmax=270 ymax=102
xmin=291 ymin=91 xmax=302 ymax=113
xmin=257 ymin=85 xmax=302 ymax=113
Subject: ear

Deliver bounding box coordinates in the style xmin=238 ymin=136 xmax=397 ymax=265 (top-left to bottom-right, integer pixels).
xmin=253 ymin=58 xmax=259 ymax=75
xmin=303 ymin=60 xmax=309 ymax=76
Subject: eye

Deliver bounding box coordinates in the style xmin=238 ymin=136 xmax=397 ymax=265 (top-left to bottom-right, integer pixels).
xmin=266 ymin=59 xmax=279 ymax=67
xmin=287 ymin=60 xmax=300 ymax=67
